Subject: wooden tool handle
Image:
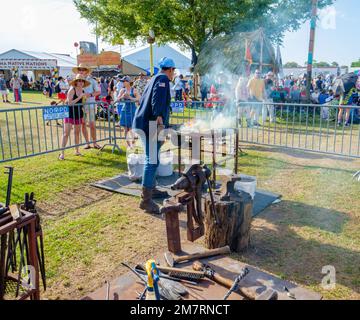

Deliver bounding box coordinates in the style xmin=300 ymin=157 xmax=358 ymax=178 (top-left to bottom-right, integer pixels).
xmin=212 ymin=273 xmax=257 ymax=300
xmin=212 ymin=273 xmax=234 ymax=288
xmin=158 ymin=266 xmax=205 ymax=276
xmin=175 ymin=246 xmax=231 ymax=263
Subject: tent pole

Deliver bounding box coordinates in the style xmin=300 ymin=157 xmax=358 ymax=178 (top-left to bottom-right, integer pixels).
xmin=260 ymin=29 xmax=264 ymax=74
xmin=306 ymin=0 xmax=318 ymax=102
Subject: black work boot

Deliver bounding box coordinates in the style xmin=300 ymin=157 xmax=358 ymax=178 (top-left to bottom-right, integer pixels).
xmin=140 ymin=187 xmax=160 ymax=214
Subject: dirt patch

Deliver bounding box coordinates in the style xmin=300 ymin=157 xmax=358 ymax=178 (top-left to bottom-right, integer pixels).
xmin=37 ymin=185 xmax=113 ymax=219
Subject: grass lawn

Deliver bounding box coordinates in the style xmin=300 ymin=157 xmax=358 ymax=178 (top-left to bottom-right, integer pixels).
xmin=0 ymin=91 xmax=53 ymax=108
xmin=1 ymin=92 xmax=359 ymax=300
xmin=1 ymin=139 xmax=359 ymax=300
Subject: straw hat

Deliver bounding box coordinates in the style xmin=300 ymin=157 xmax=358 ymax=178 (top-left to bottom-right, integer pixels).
xmin=72 ymin=63 xmax=92 ymax=74
xmin=69 ymin=74 xmax=91 ymax=88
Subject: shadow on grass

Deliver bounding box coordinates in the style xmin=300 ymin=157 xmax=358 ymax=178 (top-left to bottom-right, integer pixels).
xmin=242 ymin=145 xmax=358 ymax=162
xmin=237 ymin=200 xmax=359 ymax=296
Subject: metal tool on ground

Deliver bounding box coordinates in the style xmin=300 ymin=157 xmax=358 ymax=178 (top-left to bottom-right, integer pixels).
xmin=223 ymin=267 xmax=250 ymax=300
xmin=164 ymin=245 xmax=231 ymax=267
xmin=161 ymin=164 xmax=212 ymax=253
xmin=121 ymin=262 xmax=186 ymax=300
xmin=284 ymin=286 xmax=296 ymax=299
xmin=255 ymin=288 xmax=278 ymax=300
xmin=193 ymin=261 xmax=273 ymax=300
xmin=157 ymin=266 xmax=206 ymax=282
xmin=105 ymin=281 xmax=110 ymax=300
xmin=134 ymin=264 xmax=198 ymax=286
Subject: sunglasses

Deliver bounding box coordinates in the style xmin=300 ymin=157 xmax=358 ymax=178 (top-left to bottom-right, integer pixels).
xmin=78 ymin=68 xmax=88 ymax=72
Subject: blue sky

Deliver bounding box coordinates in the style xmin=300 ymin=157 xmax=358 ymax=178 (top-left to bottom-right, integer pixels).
xmin=282 ymin=0 xmax=358 ymax=66
xmin=0 ymin=0 xmax=357 ymax=67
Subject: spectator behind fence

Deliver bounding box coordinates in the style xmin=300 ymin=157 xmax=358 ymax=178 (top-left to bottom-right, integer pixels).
xmin=116 ymin=76 xmax=139 ymax=149
xmin=263 ymin=71 xmax=275 ymax=123
xmin=99 ymin=76 xmax=109 ymax=99
xmin=247 ymin=69 xmax=265 ymax=126
xmin=235 ymin=76 xmax=251 ymax=127
xmin=73 ymin=64 xmax=102 ymax=150
xmin=59 ymin=75 xmax=90 ymax=160
xmin=0 ymin=74 xmax=10 ymax=103
xmin=133 ymin=73 xmax=148 ymax=97
xmin=10 ymin=75 xmax=23 ymax=103
xmin=173 ymin=74 xmax=184 ymax=101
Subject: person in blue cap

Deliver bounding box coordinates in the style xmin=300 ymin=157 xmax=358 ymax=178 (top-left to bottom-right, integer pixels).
xmin=133 ymin=57 xmax=176 ymax=214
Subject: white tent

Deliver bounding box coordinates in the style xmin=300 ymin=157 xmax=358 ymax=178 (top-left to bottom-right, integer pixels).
xmin=123 ymin=44 xmax=192 ymax=76
xmin=0 ymin=49 xmax=77 ymax=79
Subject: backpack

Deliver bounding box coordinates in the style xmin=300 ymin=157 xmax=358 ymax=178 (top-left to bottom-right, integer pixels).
xmin=55 ymin=82 xmax=61 ymax=93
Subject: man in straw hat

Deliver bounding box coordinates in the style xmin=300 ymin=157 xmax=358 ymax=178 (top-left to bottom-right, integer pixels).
xmin=72 ymin=63 xmax=102 ymax=149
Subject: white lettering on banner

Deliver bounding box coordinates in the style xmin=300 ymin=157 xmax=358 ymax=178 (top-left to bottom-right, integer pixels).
xmin=171 ymin=102 xmax=184 ymax=113
xmin=0 ymin=59 xmax=57 ymax=70
xmin=43 ymin=106 xmax=69 ymax=121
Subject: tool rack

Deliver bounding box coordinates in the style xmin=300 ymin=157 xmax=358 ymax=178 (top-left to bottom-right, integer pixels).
xmin=0 ymin=209 xmax=41 ymax=300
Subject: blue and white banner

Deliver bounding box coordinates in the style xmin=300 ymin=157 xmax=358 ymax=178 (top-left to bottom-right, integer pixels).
xmin=43 ymin=106 xmax=69 ymax=121
xmin=171 ymin=102 xmax=184 ymax=113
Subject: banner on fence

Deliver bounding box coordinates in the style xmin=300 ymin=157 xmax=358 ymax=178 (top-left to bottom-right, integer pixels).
xmin=42 ymin=106 xmax=69 ymax=121
xmin=171 ymin=102 xmax=184 ymax=113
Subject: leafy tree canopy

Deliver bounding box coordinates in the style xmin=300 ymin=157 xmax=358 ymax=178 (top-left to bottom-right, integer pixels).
xmin=74 ymin=0 xmax=334 ymax=66
xmin=284 ymin=62 xmax=301 ymax=68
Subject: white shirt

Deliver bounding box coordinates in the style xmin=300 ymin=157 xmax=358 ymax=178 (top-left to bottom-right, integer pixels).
xmin=116 ymin=81 xmax=124 ymax=96
xmin=84 ymin=77 xmax=100 ymax=102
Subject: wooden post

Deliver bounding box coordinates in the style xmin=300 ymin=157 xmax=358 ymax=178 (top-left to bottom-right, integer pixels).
xmin=165 ymin=211 xmax=182 ymax=254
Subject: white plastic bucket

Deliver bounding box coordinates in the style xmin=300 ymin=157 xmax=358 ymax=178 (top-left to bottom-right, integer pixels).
xmin=127 ymin=153 xmax=145 ymax=181
xmin=157 ymin=151 xmax=174 ymax=177
xmin=234 ymin=175 xmax=257 ymax=199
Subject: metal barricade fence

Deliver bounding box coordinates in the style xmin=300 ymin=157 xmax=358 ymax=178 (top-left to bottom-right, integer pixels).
xmin=1 ymin=99 xmax=359 ymax=163
xmin=237 ymin=102 xmax=360 ymax=158
xmin=168 ymin=100 xmax=360 ymax=159
xmin=0 ymin=101 xmax=121 ymax=163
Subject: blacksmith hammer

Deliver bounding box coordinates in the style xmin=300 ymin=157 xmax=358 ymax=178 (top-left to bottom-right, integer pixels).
xmin=164 ymin=246 xmax=231 ymax=267
xmin=193 ymin=261 xmax=278 ymax=300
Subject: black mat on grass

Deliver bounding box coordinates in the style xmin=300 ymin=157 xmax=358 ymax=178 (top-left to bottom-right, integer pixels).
xmin=91 ymin=174 xmax=281 ymax=217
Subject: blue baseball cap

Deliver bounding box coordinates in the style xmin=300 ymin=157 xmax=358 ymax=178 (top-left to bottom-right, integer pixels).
xmin=159 ymin=57 xmax=176 ymax=69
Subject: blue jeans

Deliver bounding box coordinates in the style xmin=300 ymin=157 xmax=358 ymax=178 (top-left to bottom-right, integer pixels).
xmin=141 ymin=135 xmax=162 ymax=189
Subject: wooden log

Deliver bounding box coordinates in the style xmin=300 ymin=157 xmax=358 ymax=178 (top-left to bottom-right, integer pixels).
xmin=203 ymin=193 xmax=253 ymax=252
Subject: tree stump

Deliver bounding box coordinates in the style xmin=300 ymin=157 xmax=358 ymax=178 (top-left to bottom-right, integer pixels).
xmin=204 ymin=192 xmax=253 ymax=252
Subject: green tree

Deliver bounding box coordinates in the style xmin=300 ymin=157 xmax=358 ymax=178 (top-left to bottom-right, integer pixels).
xmin=315 ymin=61 xmax=331 ymax=67
xmin=331 ymin=61 xmax=339 ymax=67
xmin=284 ymin=62 xmax=301 ymax=68
xmin=74 ymin=0 xmax=334 ymax=66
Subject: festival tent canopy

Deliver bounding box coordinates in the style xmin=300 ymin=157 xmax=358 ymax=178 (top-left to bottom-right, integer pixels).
xmin=122 ymin=44 xmax=192 ymax=76
xmin=0 ymin=49 xmax=77 ymax=78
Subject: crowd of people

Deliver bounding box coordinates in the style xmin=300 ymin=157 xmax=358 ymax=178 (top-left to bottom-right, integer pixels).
xmin=229 ymin=70 xmax=360 ymax=127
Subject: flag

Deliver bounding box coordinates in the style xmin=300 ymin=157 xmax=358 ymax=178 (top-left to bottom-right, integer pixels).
xmin=244 ymin=39 xmax=253 ymax=76
xmin=245 ymin=39 xmax=253 ymax=65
